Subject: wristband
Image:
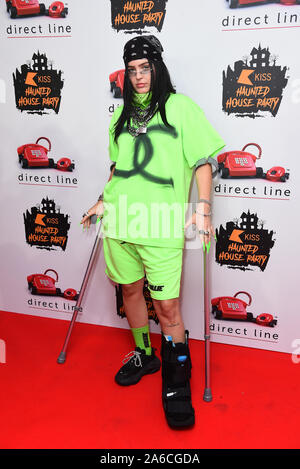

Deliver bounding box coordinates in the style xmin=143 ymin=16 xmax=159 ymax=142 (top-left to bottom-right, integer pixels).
xmin=196 ymin=211 xmax=212 ymax=217
xmin=198 ymin=199 xmax=211 ymax=206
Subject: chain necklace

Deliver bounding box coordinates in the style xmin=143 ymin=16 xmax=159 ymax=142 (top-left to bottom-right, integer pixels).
xmin=128 ymin=104 xmax=157 ymax=137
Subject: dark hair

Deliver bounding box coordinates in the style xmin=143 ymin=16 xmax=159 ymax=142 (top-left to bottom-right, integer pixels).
xmin=114 ymin=60 xmax=176 ymax=142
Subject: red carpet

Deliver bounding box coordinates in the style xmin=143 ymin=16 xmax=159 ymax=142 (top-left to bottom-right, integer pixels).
xmin=0 ymin=310 xmax=299 ymax=449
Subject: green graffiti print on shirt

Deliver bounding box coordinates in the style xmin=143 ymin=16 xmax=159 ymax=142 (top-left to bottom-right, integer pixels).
xmin=113 ymin=125 xmax=178 ymax=187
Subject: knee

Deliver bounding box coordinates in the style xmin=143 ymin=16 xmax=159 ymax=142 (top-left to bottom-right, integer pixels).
xmin=122 ymin=277 xmax=144 ymax=299
xmin=153 ymin=298 xmax=179 ymax=320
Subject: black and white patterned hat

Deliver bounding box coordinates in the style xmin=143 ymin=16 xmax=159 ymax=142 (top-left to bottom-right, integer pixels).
xmin=123 ymin=35 xmax=164 ymax=65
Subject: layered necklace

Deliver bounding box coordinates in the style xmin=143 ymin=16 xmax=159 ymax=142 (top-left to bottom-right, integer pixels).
xmin=128 ymin=92 xmax=157 ymax=137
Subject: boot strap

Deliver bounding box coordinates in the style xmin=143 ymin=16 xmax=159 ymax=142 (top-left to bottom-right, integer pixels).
xmin=163 ymin=384 xmax=191 ymax=401
xmin=165 ymin=400 xmax=193 ymax=417
xmin=163 ymin=384 xmax=193 ymax=418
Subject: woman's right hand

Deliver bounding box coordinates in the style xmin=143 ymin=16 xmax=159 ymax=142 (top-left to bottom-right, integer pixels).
xmin=80 ymin=200 xmax=104 ymax=230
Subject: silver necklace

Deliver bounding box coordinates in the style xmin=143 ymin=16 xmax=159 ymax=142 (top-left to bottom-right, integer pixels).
xmin=128 ymin=104 xmax=156 ymax=137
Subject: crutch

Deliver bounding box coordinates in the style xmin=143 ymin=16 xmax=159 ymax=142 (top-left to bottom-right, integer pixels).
xmin=57 ymin=215 xmax=102 ymax=364
xmin=203 ymin=241 xmax=212 ymax=402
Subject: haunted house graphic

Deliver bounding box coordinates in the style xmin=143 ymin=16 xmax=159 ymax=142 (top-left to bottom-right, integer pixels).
xmin=223 ymin=45 xmax=288 ymax=117
xmin=110 ymin=0 xmax=168 ymax=33
xmin=24 ymin=197 xmax=70 ymax=251
xmin=215 ymin=210 xmax=275 ymax=271
xmin=13 ymin=51 xmax=64 ymax=114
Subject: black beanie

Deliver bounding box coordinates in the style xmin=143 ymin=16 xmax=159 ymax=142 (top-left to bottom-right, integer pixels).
xmin=123 ymin=35 xmax=164 ymax=66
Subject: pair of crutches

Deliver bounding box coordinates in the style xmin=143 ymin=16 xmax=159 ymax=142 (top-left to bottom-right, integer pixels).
xmin=56 ymin=216 xmax=213 ymax=402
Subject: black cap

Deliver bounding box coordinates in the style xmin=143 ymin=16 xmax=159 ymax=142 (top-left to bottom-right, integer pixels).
xmin=123 ymin=35 xmax=164 ymax=65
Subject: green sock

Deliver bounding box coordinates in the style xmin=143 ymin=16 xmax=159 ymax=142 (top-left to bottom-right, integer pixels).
xmin=131 ymin=325 xmax=152 ymax=356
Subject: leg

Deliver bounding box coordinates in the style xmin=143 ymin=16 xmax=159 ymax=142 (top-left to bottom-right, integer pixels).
xmin=153 ymin=297 xmax=195 ymax=428
xmin=103 ymin=237 xmax=148 ymax=328
xmin=134 ymin=245 xmax=195 ymax=428
xmin=153 ymin=298 xmax=195 ymax=428
xmin=122 ymin=277 xmax=152 ymax=354
xmin=151 ymin=297 xmax=185 ymax=343
xmin=152 ymin=298 xmax=194 ymax=428
xmin=115 ymin=277 xmax=161 ymax=385
xmin=102 ymin=238 xmax=160 ymax=385
xmin=121 ymin=277 xmax=148 ymax=329
xmin=121 ymin=276 xmax=153 ymax=354
xmin=160 ymin=329 xmax=195 ymax=428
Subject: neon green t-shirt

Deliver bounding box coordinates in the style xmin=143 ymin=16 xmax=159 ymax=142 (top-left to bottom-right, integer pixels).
xmin=102 ymin=93 xmax=225 ymax=248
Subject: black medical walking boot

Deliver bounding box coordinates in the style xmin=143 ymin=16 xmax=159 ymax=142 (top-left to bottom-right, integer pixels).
xmin=115 ymin=347 xmax=161 ymax=386
xmin=161 ymin=331 xmax=195 ymax=428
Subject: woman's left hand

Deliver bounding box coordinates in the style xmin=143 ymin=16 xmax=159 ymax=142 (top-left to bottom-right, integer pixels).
xmin=184 ymin=211 xmax=215 ymax=249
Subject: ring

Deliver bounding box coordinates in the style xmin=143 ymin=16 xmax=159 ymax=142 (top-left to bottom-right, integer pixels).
xmin=198 ymin=230 xmax=210 ymax=235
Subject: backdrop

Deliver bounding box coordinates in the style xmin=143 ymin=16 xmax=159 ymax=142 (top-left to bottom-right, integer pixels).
xmin=1 ymin=0 xmax=299 ymax=354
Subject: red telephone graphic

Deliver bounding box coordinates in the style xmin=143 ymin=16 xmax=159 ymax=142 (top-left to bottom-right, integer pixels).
xmin=217 ymin=142 xmax=289 ymax=182
xmin=228 ymin=0 xmax=299 ymax=9
xmin=266 ymin=166 xmax=289 ymax=182
xmin=6 ymin=0 xmax=68 ymax=18
xmin=18 ymin=137 xmax=53 ymax=169
xmin=109 ymin=69 xmax=125 ymax=98
xmin=211 ymin=291 xmax=277 ymax=327
xmin=48 ymin=1 xmax=68 ymax=17
xmin=217 ymin=143 xmax=263 ymax=178
xmin=27 ymin=269 xmax=78 ymax=300
xmin=17 ymin=137 xmax=74 ymax=172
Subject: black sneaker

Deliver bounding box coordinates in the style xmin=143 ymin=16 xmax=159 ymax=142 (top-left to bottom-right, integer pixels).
xmin=115 ymin=347 xmax=161 ymax=386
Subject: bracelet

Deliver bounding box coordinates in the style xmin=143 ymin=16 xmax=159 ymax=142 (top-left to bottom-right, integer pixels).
xmin=198 ymin=198 xmax=211 ymax=206
xmin=98 ymin=193 xmax=104 ymax=202
xmin=196 ymin=211 xmax=212 ymax=217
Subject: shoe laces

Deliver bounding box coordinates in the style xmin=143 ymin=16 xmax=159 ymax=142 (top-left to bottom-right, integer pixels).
xmin=122 ymin=350 xmax=142 ymax=368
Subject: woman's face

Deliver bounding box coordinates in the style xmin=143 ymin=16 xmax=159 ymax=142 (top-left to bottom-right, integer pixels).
xmin=127 ymin=59 xmax=152 ymax=94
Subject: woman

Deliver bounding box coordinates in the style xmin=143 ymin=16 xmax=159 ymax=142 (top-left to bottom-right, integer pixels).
xmin=81 ymin=35 xmax=225 ymax=428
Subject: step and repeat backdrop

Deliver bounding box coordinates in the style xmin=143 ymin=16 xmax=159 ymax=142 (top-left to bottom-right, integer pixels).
xmin=1 ymin=0 xmax=299 ymax=354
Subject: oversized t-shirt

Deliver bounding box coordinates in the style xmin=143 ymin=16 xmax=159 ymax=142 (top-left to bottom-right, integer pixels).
xmin=102 ymin=93 xmax=225 ymax=248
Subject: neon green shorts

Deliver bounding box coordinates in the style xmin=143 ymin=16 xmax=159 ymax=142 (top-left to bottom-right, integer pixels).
xmin=103 ymin=237 xmax=183 ymax=300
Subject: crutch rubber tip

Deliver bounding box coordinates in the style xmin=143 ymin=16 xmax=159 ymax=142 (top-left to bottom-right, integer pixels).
xmin=203 ymin=388 xmax=212 ymax=402
xmin=57 ymin=352 xmax=66 ymax=364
